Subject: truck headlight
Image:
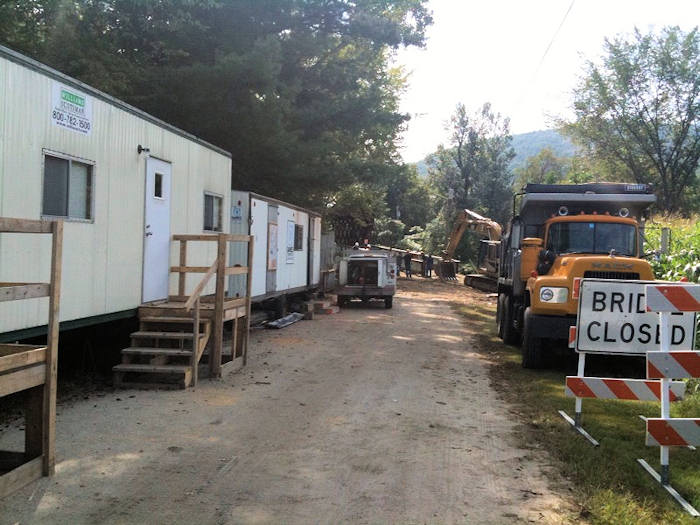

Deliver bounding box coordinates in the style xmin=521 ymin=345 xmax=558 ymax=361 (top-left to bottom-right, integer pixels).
xmin=540 ymin=287 xmax=568 ymax=303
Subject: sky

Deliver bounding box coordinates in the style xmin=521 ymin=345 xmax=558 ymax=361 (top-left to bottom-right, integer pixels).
xmin=394 ymin=0 xmax=700 ymax=163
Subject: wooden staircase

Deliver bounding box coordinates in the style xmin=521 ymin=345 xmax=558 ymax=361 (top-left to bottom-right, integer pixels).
xmin=113 ymin=314 xmax=212 ymax=389
xmin=112 ymin=232 xmax=253 ymax=389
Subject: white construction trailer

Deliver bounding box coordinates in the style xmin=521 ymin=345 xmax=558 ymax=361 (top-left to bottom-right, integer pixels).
xmin=228 ymin=191 xmax=321 ymax=302
xmin=0 ymin=45 xmax=232 ymax=339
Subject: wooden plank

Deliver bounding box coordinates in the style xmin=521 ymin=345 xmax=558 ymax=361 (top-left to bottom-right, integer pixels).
xmin=244 ymin=234 xmax=254 ymax=366
xmin=44 ymin=220 xmax=62 ymax=476
xmin=172 ymin=234 xmax=219 ymax=242
xmin=0 ymin=283 xmax=50 ymax=302
xmin=167 ymin=294 xmax=215 ymax=303
xmin=121 ymin=348 xmax=193 ymax=357
xmin=192 ymin=298 xmax=200 ymax=387
xmin=0 ymin=346 xmax=46 ymax=373
xmin=0 ymin=365 xmax=46 ymax=397
xmin=131 ymin=331 xmax=205 ymax=339
xmin=140 ymin=316 xmax=211 ymax=324
xmin=210 ymin=234 xmax=227 ymax=378
xmin=170 ymin=266 xmax=211 ymax=273
xmin=225 ymin=266 xmax=249 ymax=276
xmin=178 ymin=240 xmax=187 ymax=296
xmin=223 ymin=297 xmax=247 ymax=309
xmin=0 ymin=456 xmax=43 ymax=499
xmin=225 ymin=234 xmax=252 ymax=242
xmin=112 ymin=364 xmax=190 ymax=374
xmin=0 ymin=218 xmax=52 ymax=233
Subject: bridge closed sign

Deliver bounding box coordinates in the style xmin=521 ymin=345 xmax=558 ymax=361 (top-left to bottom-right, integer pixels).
xmin=576 ymin=279 xmax=697 ymax=355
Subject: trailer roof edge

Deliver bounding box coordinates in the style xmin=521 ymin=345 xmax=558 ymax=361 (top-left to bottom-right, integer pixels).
xmin=0 ymin=44 xmax=232 ymax=159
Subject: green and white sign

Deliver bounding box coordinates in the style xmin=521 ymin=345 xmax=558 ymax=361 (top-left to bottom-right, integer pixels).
xmin=51 ymin=82 xmax=92 ymax=135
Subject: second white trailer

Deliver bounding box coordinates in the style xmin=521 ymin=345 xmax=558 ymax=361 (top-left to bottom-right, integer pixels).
xmin=229 ymin=191 xmax=321 ymax=301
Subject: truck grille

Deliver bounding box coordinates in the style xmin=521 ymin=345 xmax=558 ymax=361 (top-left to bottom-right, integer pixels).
xmin=583 ymin=271 xmax=640 ymax=280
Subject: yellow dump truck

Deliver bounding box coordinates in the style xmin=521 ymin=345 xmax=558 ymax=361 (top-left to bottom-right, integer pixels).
xmin=496 ymin=183 xmax=656 ymax=368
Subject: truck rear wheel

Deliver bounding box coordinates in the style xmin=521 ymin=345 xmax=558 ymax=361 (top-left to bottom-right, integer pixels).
xmin=499 ymin=294 xmax=519 ymax=346
xmin=521 ymin=307 xmax=544 ymax=369
xmin=337 ymin=296 xmax=347 ymax=307
xmin=384 ymin=297 xmax=393 ymax=309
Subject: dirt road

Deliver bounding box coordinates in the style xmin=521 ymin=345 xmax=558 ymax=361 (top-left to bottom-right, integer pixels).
xmin=1 ymin=279 xmax=574 ymax=524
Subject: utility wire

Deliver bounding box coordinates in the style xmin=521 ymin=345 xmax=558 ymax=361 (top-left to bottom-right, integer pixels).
xmin=514 ymin=0 xmax=576 ymax=110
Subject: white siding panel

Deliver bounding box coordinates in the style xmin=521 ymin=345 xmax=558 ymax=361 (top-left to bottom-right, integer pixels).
xmin=0 ymin=54 xmax=231 ymax=333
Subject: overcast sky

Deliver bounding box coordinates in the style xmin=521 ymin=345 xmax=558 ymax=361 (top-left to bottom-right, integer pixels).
xmin=393 ymin=0 xmax=700 ymax=163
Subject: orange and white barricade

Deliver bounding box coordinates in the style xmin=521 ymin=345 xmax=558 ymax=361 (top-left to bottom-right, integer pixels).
xmin=559 ymin=279 xmax=694 ymax=447
xmin=638 ymin=284 xmax=700 ymax=517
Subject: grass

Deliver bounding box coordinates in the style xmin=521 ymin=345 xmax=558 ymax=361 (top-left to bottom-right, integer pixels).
xmin=456 ymin=298 xmax=700 ymax=525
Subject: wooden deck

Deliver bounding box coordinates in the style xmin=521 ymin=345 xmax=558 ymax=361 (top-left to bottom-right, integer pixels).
xmin=0 ymin=218 xmax=62 ymax=498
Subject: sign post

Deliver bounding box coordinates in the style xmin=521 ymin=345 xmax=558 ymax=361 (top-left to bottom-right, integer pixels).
xmin=559 ymin=279 xmax=695 ymax=446
xmin=637 ymin=284 xmax=700 ymax=517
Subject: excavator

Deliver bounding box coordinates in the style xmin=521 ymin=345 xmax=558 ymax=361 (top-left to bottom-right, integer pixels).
xmin=436 ymin=209 xmax=502 ymax=291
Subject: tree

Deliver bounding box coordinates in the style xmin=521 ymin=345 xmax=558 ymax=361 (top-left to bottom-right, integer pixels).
xmin=426 ymin=103 xmax=514 ymax=260
xmin=0 ymin=0 xmax=433 ymax=209
xmin=562 ymin=26 xmax=700 ymax=213
xmin=513 ymin=147 xmax=568 ymax=189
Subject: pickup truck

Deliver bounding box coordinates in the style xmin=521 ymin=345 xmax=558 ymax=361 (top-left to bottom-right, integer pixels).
xmin=337 ymin=250 xmax=397 ymax=308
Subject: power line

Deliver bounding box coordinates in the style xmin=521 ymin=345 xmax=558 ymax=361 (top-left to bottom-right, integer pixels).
xmin=514 ymin=0 xmax=576 ymax=110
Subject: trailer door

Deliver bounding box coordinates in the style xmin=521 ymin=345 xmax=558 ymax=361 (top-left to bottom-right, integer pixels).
xmin=142 ymin=157 xmax=172 ymax=303
xmin=250 ymin=198 xmax=268 ymax=297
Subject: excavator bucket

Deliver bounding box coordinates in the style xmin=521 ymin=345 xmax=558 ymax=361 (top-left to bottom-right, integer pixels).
xmin=436 ymin=260 xmax=457 ymax=280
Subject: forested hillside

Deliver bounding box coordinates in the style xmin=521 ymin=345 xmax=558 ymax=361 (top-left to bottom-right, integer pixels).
xmin=413 ymin=129 xmax=575 ymax=176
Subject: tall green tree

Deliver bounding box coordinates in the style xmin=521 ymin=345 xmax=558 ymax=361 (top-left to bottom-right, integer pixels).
xmin=562 ymin=26 xmax=700 ymax=213
xmin=0 ymin=0 xmax=432 ymax=209
xmin=426 ymin=103 xmax=514 ymax=260
xmin=430 ymin=103 xmax=514 ymax=224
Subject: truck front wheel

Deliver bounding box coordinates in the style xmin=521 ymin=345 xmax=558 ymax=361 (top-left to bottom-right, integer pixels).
xmin=521 ymin=307 xmax=544 ymax=369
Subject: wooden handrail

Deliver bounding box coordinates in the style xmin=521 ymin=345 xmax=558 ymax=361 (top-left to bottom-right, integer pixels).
xmin=183 ymin=258 xmax=218 ymax=312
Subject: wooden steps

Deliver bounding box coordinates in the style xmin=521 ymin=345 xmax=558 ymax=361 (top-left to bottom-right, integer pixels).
xmin=130 ymin=331 xmax=206 ymax=340
xmin=121 ymin=347 xmax=193 ymax=357
xmin=113 ymin=313 xmax=212 ymax=389
xmin=113 ymin=364 xmax=192 ymax=389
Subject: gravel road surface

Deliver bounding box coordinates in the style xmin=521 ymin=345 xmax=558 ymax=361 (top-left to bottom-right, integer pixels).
xmin=0 ymin=279 xmax=574 ymax=524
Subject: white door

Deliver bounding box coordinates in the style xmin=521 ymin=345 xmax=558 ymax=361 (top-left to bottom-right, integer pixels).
xmin=250 ymin=198 xmax=268 ymax=297
xmin=142 ymin=157 xmax=172 ymax=303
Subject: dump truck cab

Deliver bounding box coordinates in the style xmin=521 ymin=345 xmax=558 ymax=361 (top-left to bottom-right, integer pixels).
xmin=497 ymin=183 xmax=656 ymax=367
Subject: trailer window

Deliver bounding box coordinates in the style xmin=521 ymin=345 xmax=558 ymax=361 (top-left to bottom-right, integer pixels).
xmin=547 ymin=222 xmax=636 ymax=256
xmin=42 ymin=154 xmax=93 ymax=220
xmin=294 ymin=224 xmax=304 ymax=250
xmin=204 ymin=193 xmax=222 ymax=232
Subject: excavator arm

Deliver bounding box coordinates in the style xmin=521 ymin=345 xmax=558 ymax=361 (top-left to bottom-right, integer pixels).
xmin=438 ymin=209 xmax=502 ymax=282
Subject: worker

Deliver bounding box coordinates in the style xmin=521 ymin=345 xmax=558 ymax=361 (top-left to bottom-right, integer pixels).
xmin=426 ymin=254 xmax=434 ymax=277
xmin=395 ymin=252 xmax=403 ymax=276
xmin=403 ymin=252 xmax=413 ymax=279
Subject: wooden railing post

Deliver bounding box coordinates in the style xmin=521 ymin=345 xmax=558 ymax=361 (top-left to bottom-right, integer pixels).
xmin=191 ymin=297 xmax=200 ymax=387
xmin=178 ymin=240 xmax=187 ymax=296
xmin=210 ymin=233 xmax=227 ymax=378
xmin=243 ymin=235 xmax=254 ymax=366
xmin=44 ymin=220 xmax=62 ymax=476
